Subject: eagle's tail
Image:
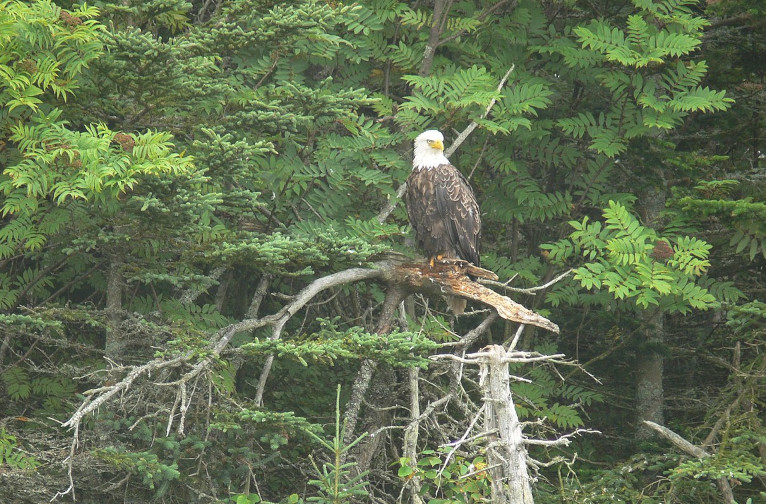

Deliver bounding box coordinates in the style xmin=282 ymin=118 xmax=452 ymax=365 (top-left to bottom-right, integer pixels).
xmin=446 ymin=295 xmax=467 ymax=315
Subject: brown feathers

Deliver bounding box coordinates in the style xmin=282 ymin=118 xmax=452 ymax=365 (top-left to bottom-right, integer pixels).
xmin=405 ymin=164 xmax=481 ymax=267
xmin=405 ymin=130 xmax=482 ymax=314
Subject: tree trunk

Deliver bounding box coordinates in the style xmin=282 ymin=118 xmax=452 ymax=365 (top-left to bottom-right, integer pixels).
xmin=342 ymin=283 xmax=405 ymax=467
xmin=419 ymin=0 xmax=449 ymax=77
xmin=636 ymin=184 xmax=666 ymax=438
xmin=104 ymin=254 xmax=126 ymax=360
xmin=403 ymin=366 xmax=425 ymax=504
xmin=636 ymin=309 xmax=664 ymax=438
xmin=481 ymin=345 xmax=534 ymax=504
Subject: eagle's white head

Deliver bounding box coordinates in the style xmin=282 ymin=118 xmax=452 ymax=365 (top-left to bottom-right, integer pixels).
xmin=413 ymin=130 xmax=450 ymax=169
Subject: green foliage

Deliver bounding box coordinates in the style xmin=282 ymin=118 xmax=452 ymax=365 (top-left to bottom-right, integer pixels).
xmin=726 ymin=301 xmax=766 ymax=341
xmin=214 ymin=230 xmax=387 ymax=276
xmin=4 ymin=116 xmax=194 ymax=214
xmin=1 ymin=365 xmax=76 ymax=417
xmin=674 ymin=180 xmax=766 ymax=262
xmin=673 ymin=447 xmax=766 ymax=486
xmin=512 ymin=352 xmax=603 ymax=430
xmin=554 ymin=453 xmax=684 ymax=503
xmin=0 ymin=428 xmax=39 ymax=470
xmin=540 ymin=0 xmax=731 ymax=157
xmin=0 ymin=0 xmax=758 ymax=502
xmin=544 ymin=200 xmax=719 ymax=312
xmin=2 ymin=366 xmax=30 ymax=400
xmin=210 ymin=407 xmax=322 ymax=442
xmin=304 ymin=386 xmax=369 ymax=503
xmin=0 ymin=1 xmax=102 ymax=111
xmin=241 ymin=318 xmax=438 ymax=368
xmin=398 ymin=448 xmax=491 ymax=503
xmin=93 ymin=447 xmax=181 ymax=497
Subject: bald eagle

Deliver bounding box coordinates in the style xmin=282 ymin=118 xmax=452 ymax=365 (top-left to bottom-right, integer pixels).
xmin=405 ymin=130 xmax=481 ymax=314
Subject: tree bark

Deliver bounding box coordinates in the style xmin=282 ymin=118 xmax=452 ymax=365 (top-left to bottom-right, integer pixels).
xmin=342 ymin=283 xmax=405 ymax=452
xmin=419 ymin=0 xmax=450 ymax=77
xmin=636 ymin=184 xmax=666 ymax=438
xmin=481 ymin=345 xmax=534 ymax=504
xmin=104 ymin=253 xmax=126 ymax=360
xmin=635 ymin=309 xmax=664 ymax=437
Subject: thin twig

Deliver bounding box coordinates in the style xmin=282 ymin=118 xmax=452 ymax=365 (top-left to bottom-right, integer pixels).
xmin=481 ymin=268 xmax=574 ymax=294
xmin=438 ymin=403 xmax=487 ymax=478
xmin=508 ymin=323 xmax=525 ymax=351
xmin=445 ymin=64 xmax=515 ymax=158
xmin=524 ymin=429 xmax=601 ymax=446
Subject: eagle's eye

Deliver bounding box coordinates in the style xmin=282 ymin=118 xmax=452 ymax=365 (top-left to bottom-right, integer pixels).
xmin=427 ymin=139 xmax=434 ymax=144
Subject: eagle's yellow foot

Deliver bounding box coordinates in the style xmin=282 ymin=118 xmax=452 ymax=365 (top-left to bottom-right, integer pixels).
xmin=429 ymin=255 xmax=445 ymax=268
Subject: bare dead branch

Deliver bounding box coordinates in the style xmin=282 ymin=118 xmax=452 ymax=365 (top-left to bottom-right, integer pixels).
xmin=61 ymin=354 xmax=188 ymax=431
xmin=643 ymin=420 xmax=735 ymax=504
xmin=438 ymin=403 xmax=486 ymax=478
xmin=524 ymin=429 xmax=601 ymax=447
xmin=56 ymin=256 xmax=559 ymax=500
xmin=643 ymin=420 xmax=710 ymax=459
xmin=393 ymin=260 xmax=558 ymax=332
xmin=481 ymin=268 xmax=574 ymax=295
xmin=431 ymin=350 xmax=567 ymax=365
xmin=442 ymin=311 xmax=498 ymax=349
xmin=402 ymin=366 xmax=426 ymax=504
xmin=508 ymin=323 xmax=525 ymax=351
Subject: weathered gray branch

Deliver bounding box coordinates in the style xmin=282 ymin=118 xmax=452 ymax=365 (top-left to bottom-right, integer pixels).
xmin=402 ymin=366 xmax=425 ymax=504
xmin=57 ymin=257 xmax=559 ymax=500
xmin=480 ymin=345 xmax=534 ymax=503
xmin=643 ymin=421 xmax=734 ymax=504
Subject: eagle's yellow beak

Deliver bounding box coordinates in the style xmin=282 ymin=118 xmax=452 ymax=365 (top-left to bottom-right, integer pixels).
xmin=430 ymin=139 xmax=444 ymax=151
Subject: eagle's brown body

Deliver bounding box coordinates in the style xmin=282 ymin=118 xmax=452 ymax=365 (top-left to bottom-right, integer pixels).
xmin=405 ymin=130 xmax=481 ymax=314
xmin=405 ymin=164 xmax=481 ymax=266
